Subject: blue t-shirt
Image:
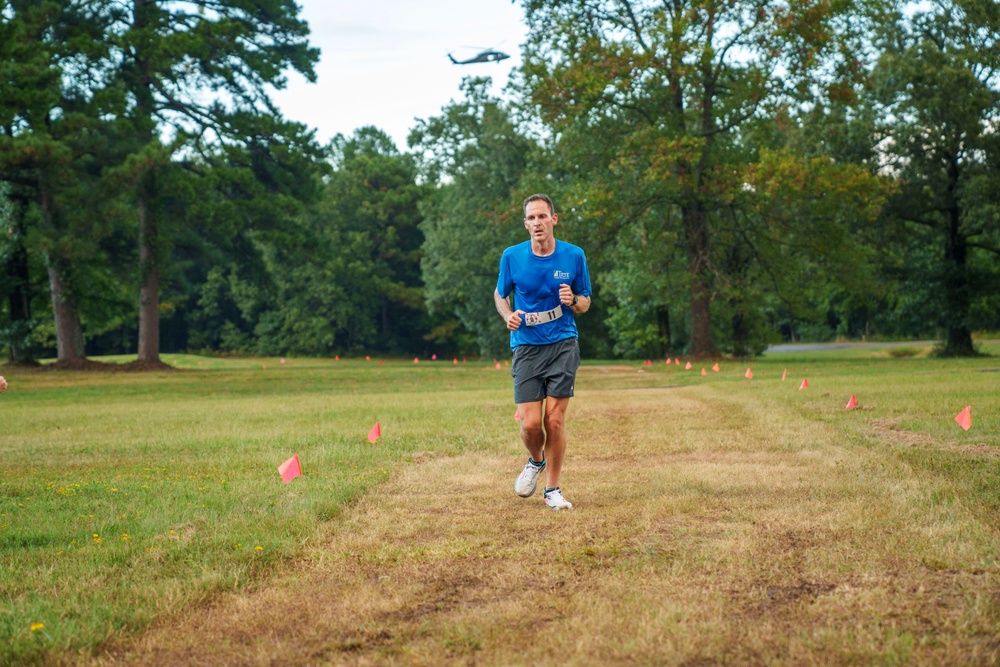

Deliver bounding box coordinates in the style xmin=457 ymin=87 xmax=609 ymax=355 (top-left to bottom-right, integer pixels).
xmin=496 ymin=240 xmax=592 ymax=349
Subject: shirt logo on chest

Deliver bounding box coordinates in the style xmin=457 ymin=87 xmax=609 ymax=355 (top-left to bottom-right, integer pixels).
xmin=553 ymin=270 xmax=570 ymax=280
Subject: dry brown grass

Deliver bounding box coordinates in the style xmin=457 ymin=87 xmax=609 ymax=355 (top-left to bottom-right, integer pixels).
xmin=84 ymin=385 xmax=1000 ymax=666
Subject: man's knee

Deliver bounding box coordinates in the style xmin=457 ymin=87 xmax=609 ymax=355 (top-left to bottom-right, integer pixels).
xmin=543 ymin=410 xmax=566 ymax=433
xmin=520 ymin=419 xmax=544 ymax=442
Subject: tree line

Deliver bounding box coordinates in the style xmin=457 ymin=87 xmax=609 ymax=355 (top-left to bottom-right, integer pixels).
xmin=2 ymin=0 xmax=998 ymax=365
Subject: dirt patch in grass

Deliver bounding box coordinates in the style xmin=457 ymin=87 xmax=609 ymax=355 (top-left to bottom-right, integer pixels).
xmin=742 ymin=579 xmax=839 ymax=615
xmin=868 ymin=418 xmax=1000 ymax=459
xmin=944 ymin=443 xmax=1000 ymax=458
xmin=868 ymin=417 xmax=938 ymax=447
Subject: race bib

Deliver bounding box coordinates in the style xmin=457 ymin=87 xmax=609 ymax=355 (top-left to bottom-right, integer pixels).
xmin=524 ymin=305 xmax=563 ymax=326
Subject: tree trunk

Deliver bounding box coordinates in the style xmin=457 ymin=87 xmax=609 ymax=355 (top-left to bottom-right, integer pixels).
xmin=5 ymin=194 xmax=35 ymax=363
xmin=137 ymin=192 xmax=160 ymax=362
xmin=940 ymin=157 xmax=975 ymax=356
xmin=131 ymin=0 xmax=161 ymax=363
xmin=731 ymin=309 xmax=748 ymax=358
xmin=682 ymin=9 xmax=719 ymax=360
xmin=656 ymin=305 xmax=671 ymax=355
xmin=46 ymin=256 xmax=85 ymax=362
xmin=941 ymin=207 xmax=974 ymax=356
xmin=39 ymin=185 xmax=85 ymax=362
xmin=683 ymin=204 xmax=718 ymax=358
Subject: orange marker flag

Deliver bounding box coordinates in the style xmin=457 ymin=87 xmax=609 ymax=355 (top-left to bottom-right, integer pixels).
xmin=781 ymin=368 xmax=787 ymax=381
xmin=799 ymin=378 xmax=809 ymax=390
xmin=378 ymin=360 xmax=383 ymax=366
xmin=277 ymin=455 xmax=302 ymax=483
xmin=414 ymin=357 xmax=419 ymax=364
xmin=453 ymin=358 xmax=458 ymax=364
xmin=701 ymin=368 xmax=707 ymax=376
xmin=674 ymin=358 xmax=680 ymax=365
xmin=368 ymin=422 xmax=381 ymax=443
xmin=685 ymin=361 xmax=692 ymax=370
xmin=845 ymin=394 xmax=858 ymax=410
xmin=745 ymin=368 xmax=753 ymax=379
xmin=666 ymin=358 xmax=671 ymax=365
xmin=365 ymin=355 xmax=370 ymax=361
xmin=495 ymin=362 xmax=502 ymax=370
xmin=712 ymin=362 xmax=720 ymax=372
xmin=955 ymin=406 xmax=972 ymax=431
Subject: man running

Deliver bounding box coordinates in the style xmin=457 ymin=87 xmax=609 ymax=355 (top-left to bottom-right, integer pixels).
xmin=494 ymin=194 xmax=591 ymax=510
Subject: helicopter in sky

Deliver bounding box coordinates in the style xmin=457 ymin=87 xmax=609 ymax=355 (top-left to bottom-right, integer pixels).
xmin=448 ymin=48 xmax=511 ymax=65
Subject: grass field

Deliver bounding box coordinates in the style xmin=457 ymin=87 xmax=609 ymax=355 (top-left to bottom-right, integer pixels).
xmin=2 ymin=345 xmax=999 ymax=665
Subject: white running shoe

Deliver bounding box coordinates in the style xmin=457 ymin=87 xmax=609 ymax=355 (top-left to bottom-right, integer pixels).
xmin=544 ymin=487 xmax=573 ymax=510
xmin=514 ymin=460 xmax=545 ymax=497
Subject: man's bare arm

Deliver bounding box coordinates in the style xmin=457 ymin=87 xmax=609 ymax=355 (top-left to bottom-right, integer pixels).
xmin=558 ymin=284 xmax=591 ymax=314
xmin=495 ymin=289 xmax=524 ymax=331
xmin=494 ymin=289 xmax=512 ymax=319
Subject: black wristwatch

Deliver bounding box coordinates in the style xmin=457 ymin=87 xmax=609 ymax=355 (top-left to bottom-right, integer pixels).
xmin=571 ymin=294 xmax=579 ymax=306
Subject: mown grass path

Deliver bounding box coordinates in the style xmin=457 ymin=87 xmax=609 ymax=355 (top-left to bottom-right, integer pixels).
xmin=93 ymin=373 xmax=1000 ymax=666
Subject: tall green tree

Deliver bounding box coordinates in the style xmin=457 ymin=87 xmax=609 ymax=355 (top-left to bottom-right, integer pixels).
xmin=519 ymin=0 xmax=879 ymax=357
xmin=327 ymin=128 xmax=429 ymax=353
xmin=109 ymin=0 xmax=320 ymax=362
xmin=872 ymin=0 xmax=1000 ymax=355
xmin=145 ymin=110 xmax=325 ymax=355
xmin=0 ymin=0 xmax=121 ymax=362
xmin=236 ymin=127 xmax=427 ymax=356
xmin=411 ymin=78 xmax=534 ymax=358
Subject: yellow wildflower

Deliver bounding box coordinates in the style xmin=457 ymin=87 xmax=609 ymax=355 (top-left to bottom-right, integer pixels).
xmin=30 ymin=623 xmax=44 ymax=632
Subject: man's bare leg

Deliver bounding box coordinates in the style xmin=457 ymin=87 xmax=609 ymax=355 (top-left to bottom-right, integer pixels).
xmin=517 ymin=400 xmax=545 ymax=462
xmin=542 ymin=397 xmax=570 ymax=489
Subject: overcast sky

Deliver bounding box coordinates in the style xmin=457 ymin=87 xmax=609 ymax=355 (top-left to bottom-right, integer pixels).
xmin=270 ymin=1 xmax=530 ymax=151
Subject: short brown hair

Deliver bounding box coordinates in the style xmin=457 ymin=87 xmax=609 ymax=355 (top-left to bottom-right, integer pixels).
xmin=523 ymin=193 xmax=554 ymax=217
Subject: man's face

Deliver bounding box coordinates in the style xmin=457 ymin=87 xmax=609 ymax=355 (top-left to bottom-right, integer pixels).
xmin=523 ymin=200 xmax=557 ymax=242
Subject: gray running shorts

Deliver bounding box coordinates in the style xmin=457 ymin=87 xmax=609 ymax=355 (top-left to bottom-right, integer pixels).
xmin=510 ymin=337 xmax=581 ymax=404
